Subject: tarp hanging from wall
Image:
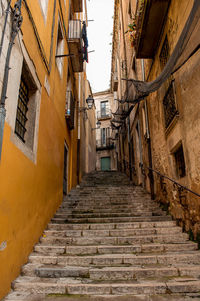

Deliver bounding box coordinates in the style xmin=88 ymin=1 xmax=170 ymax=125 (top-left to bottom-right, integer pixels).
xmin=125 ymin=0 xmax=200 ymax=104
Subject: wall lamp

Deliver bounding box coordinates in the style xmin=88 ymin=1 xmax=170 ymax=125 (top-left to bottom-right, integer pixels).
xmin=92 ymin=120 xmax=101 ymax=131
xmin=79 ymin=95 xmax=95 ymax=112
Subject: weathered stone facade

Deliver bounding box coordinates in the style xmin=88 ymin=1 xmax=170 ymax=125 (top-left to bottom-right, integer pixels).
xmin=111 ymin=0 xmax=200 ymax=239
xmin=94 ymin=91 xmax=117 ymax=171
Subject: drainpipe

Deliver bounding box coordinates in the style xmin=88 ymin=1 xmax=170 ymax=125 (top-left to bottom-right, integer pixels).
xmin=0 ymin=0 xmax=11 ymax=58
xmin=0 ymin=0 xmax=23 ymax=160
xmin=141 ymin=59 xmax=154 ymax=199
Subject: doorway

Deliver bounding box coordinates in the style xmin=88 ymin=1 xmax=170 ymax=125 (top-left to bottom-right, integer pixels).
xmin=101 ymin=157 xmax=111 ymax=171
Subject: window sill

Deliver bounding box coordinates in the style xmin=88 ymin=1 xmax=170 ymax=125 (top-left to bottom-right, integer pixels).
xmin=10 ymin=131 xmax=36 ymax=163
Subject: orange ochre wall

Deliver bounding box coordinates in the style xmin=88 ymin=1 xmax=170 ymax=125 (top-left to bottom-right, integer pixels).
xmin=0 ymin=0 xmax=78 ymax=298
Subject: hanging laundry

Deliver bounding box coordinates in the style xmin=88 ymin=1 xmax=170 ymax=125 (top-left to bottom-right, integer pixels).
xmin=82 ymin=21 xmax=89 ymax=62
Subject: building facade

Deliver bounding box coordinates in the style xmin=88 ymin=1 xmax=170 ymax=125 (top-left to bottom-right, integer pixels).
xmin=79 ymin=80 xmax=96 ymax=179
xmin=0 ymin=0 xmax=95 ymax=298
xmin=94 ymin=91 xmax=117 ymax=171
xmin=111 ymin=0 xmax=200 ymax=240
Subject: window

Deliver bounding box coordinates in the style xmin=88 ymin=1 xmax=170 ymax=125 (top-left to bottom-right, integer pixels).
xmin=100 ymin=101 xmax=109 ymax=117
xmin=56 ymin=20 xmax=64 ymax=76
xmin=159 ymin=36 xmax=170 ymax=69
xmin=174 ymin=144 xmax=186 ymax=178
xmin=65 ymin=72 xmax=72 ymax=115
xmin=163 ymin=80 xmax=178 ymax=128
xmin=7 ymin=35 xmax=41 ymax=163
xmin=132 ymin=56 xmax=136 ymax=72
xmin=101 ymin=128 xmax=106 ymax=145
xmin=100 ymin=128 xmax=111 ymax=146
xmin=15 ymin=78 xmax=29 ymax=142
xmin=128 ymin=0 xmax=132 ymax=19
xmin=65 ymin=70 xmax=75 ymax=130
xmin=160 ymin=36 xmax=178 ymax=129
xmin=14 ymin=61 xmax=38 ymax=151
xmin=39 ymin=0 xmax=48 ymax=20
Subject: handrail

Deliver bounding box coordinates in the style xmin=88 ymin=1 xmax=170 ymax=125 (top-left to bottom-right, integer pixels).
xmin=118 ymin=159 xmax=200 ymax=198
xmin=141 ymin=164 xmax=200 ymax=198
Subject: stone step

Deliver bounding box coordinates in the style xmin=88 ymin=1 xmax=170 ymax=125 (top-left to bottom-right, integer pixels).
xmin=48 ymin=220 xmax=177 ymax=230
xmin=66 ymin=281 xmax=200 ymax=295
xmin=62 ymin=198 xmax=152 ymax=203
xmin=43 ymin=226 xmax=182 ymax=238
xmin=53 ymin=212 xmax=166 ymax=219
xmin=13 ymin=276 xmax=200 ymax=295
xmin=22 ymin=264 xmax=200 ymax=280
xmin=67 ymin=205 xmax=160 ymax=212
xmin=61 ymin=204 xmax=158 ymax=211
xmin=29 ymin=252 xmax=200 ymax=266
xmin=35 ymin=242 xmax=197 ymax=256
xmin=40 ymin=232 xmax=188 ymax=245
xmin=52 ymin=215 xmax=172 ymax=224
xmin=4 ymin=292 xmax=200 ymax=301
xmin=6 ymin=171 xmax=200 ymax=301
xmin=34 ymin=242 xmax=197 ymax=256
xmin=22 ymin=264 xmax=89 ymax=278
xmin=64 ymin=191 xmax=149 ymax=196
xmin=89 ymin=265 xmax=200 ymax=281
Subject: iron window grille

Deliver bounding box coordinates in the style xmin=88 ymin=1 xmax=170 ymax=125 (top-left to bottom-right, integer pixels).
xmin=15 ymin=78 xmax=29 ymax=142
xmin=163 ymin=80 xmax=178 ymax=128
xmin=160 ymin=36 xmax=178 ymax=129
xmin=159 ymin=36 xmax=170 ymax=69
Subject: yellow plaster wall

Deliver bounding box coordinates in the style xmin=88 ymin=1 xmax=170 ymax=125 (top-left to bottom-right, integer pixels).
xmin=0 ymin=0 xmax=79 ymax=298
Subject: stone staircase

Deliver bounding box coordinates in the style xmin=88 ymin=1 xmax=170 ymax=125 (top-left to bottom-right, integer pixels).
xmin=4 ymin=171 xmax=200 ymax=301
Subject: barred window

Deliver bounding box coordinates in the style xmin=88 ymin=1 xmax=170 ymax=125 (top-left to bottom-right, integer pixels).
xmin=159 ymin=36 xmax=170 ymax=69
xmin=15 ymin=78 xmax=29 ymax=142
xmin=163 ymin=81 xmax=178 ymax=128
xmin=160 ymin=36 xmax=178 ymax=129
xmin=56 ymin=19 xmax=64 ymax=75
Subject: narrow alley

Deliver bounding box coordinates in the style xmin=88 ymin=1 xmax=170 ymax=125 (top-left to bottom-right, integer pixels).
xmin=0 ymin=0 xmax=200 ymax=300
xmin=4 ymin=172 xmax=200 ymax=300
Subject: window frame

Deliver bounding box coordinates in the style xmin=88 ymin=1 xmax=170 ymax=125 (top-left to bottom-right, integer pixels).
xmin=15 ymin=77 xmax=29 ymax=142
xmin=38 ymin=0 xmax=49 ymax=22
xmin=56 ymin=17 xmax=65 ymax=77
xmin=173 ymin=144 xmax=186 ymax=179
xmin=6 ymin=32 xmax=42 ymax=164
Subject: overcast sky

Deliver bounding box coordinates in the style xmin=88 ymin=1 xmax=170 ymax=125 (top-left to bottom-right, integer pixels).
xmin=86 ymin=0 xmax=114 ymax=93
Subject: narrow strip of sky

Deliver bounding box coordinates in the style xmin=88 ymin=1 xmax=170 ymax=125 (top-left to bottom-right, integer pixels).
xmin=86 ymin=0 xmax=114 ymax=93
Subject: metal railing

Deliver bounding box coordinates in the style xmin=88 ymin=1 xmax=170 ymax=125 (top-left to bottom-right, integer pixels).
xmin=117 ymin=159 xmax=200 ymax=199
xmin=96 ymin=138 xmax=114 ymax=149
xmin=97 ymin=109 xmax=112 ymax=119
xmin=68 ymin=20 xmax=82 ymax=40
xmin=140 ymin=163 xmax=200 ymax=198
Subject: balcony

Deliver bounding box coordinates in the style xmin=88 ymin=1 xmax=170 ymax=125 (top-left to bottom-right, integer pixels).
xmin=68 ymin=20 xmax=83 ymax=72
xmin=97 ymin=109 xmax=112 ymax=120
xmin=96 ymin=138 xmax=114 ymax=150
xmin=65 ymin=91 xmax=75 ymax=130
xmin=72 ymin=0 xmax=83 ymax=13
xmin=135 ymin=0 xmax=171 ymax=58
